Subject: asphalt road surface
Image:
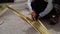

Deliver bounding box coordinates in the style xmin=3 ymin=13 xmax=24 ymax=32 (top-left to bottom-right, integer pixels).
xmin=0 ymin=0 xmax=60 ymax=34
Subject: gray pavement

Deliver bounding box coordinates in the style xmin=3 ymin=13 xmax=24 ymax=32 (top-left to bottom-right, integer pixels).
xmin=0 ymin=9 xmax=39 ymax=34
xmin=0 ymin=0 xmax=60 ymax=34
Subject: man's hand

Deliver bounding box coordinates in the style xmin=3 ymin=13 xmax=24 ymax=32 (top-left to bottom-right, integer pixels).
xmin=31 ymin=11 xmax=42 ymax=20
xmin=31 ymin=11 xmax=37 ymax=19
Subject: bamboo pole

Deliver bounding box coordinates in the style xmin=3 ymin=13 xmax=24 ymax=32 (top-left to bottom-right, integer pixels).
xmin=0 ymin=5 xmax=8 ymax=16
xmin=6 ymin=5 xmax=51 ymax=34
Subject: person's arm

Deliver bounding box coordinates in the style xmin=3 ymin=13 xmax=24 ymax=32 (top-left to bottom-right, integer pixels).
xmin=27 ymin=0 xmax=33 ymax=12
xmin=27 ymin=0 xmax=38 ymax=19
xmin=39 ymin=0 xmax=53 ymax=17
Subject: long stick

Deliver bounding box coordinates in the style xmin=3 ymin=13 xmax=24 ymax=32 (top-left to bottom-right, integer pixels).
xmin=0 ymin=5 xmax=8 ymax=16
xmin=6 ymin=5 xmax=51 ymax=34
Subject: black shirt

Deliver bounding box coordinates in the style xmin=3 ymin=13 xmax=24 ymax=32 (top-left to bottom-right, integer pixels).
xmin=0 ymin=0 xmax=14 ymax=3
xmin=31 ymin=0 xmax=48 ymax=14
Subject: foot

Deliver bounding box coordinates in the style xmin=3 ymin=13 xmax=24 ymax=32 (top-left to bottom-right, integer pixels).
xmin=49 ymin=15 xmax=59 ymax=25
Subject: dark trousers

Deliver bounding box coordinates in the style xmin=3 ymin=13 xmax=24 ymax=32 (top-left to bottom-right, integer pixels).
xmin=44 ymin=4 xmax=60 ymax=19
xmin=42 ymin=4 xmax=60 ymax=24
xmin=43 ymin=8 xmax=57 ymax=19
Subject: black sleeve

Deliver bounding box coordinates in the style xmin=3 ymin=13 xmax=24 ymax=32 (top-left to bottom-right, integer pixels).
xmin=0 ymin=0 xmax=14 ymax=3
xmin=31 ymin=0 xmax=48 ymax=14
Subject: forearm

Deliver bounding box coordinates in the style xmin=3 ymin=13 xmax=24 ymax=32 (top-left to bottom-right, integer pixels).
xmin=27 ymin=0 xmax=33 ymax=12
xmin=39 ymin=0 xmax=53 ymax=17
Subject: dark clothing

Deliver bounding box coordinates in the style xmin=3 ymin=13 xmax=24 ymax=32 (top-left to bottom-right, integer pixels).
xmin=31 ymin=0 xmax=48 ymax=14
xmin=31 ymin=0 xmax=59 ymax=19
xmin=31 ymin=0 xmax=60 ymax=25
xmin=0 ymin=0 xmax=14 ymax=3
xmin=53 ymin=0 xmax=60 ymax=16
xmin=42 ymin=8 xmax=57 ymax=19
xmin=53 ymin=0 xmax=60 ymax=5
